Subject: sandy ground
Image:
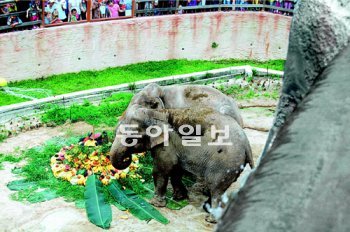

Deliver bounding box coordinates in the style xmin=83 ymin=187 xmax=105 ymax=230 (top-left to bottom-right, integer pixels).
xmin=0 ymin=106 xmax=275 ymax=232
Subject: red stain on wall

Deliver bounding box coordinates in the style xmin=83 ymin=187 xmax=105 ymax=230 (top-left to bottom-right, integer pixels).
xmin=168 ymin=16 xmax=181 ymax=59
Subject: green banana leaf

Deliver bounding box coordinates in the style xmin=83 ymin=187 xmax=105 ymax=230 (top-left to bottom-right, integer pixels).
xmin=84 ymin=175 xmax=112 ymax=229
xmin=7 ymin=179 xmax=37 ymax=191
xmin=11 ymin=167 xmax=23 ymax=174
xmin=27 ymin=189 xmax=58 ymax=203
xmin=108 ymin=180 xmax=169 ymax=225
xmin=142 ymin=183 xmax=188 ymax=210
xmin=111 ymin=201 xmax=127 ymax=211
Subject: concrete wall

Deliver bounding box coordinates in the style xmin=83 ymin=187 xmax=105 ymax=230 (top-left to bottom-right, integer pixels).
xmin=0 ymin=12 xmax=291 ymax=82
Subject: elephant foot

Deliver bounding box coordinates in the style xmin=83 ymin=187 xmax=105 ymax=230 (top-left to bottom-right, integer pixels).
xmin=150 ymin=195 xmax=166 ymax=207
xmin=173 ymin=190 xmax=188 ymax=201
xmin=205 ymin=214 xmax=217 ymax=224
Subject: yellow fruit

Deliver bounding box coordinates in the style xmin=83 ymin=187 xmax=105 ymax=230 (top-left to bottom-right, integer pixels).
xmin=77 ymin=176 xmax=86 ymax=185
xmin=114 ymin=173 xmax=120 ymax=179
xmin=120 ymin=172 xmax=127 ymax=179
xmin=101 ymin=178 xmax=110 ymax=185
xmin=0 ymin=78 xmax=7 ymax=87
xmin=132 ymin=156 xmax=139 ymax=162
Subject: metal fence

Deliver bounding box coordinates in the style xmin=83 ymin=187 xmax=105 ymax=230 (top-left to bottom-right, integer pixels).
xmin=0 ymin=0 xmax=296 ymax=33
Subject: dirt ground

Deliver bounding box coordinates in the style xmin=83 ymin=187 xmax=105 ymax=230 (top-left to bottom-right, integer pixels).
xmin=0 ymin=104 xmax=275 ymax=232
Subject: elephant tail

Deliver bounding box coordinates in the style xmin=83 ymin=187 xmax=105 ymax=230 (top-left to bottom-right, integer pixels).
xmin=245 ymin=142 xmax=254 ymax=169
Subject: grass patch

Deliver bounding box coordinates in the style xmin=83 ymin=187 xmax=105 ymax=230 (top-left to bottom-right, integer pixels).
xmin=0 ymin=91 xmax=28 ymax=106
xmin=217 ymin=84 xmax=280 ymax=100
xmin=1 ymin=59 xmax=284 ymax=107
xmin=41 ymin=92 xmax=133 ymax=127
xmin=0 ymin=153 xmax=23 ymax=170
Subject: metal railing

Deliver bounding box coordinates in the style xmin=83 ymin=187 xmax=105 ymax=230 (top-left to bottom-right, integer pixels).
xmin=0 ymin=0 xmax=295 ymax=33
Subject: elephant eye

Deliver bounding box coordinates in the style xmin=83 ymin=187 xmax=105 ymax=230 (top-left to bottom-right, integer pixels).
xmin=150 ymin=102 xmax=158 ymax=109
xmin=125 ymin=138 xmax=133 ymax=144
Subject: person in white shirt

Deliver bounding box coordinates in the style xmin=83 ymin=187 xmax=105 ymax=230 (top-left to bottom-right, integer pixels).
xmin=69 ymin=0 xmax=82 ymax=16
xmin=45 ymin=0 xmax=67 ymax=21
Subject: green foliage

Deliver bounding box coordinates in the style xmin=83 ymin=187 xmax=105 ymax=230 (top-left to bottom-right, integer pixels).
xmin=26 ymin=189 xmax=58 ymax=203
xmin=41 ymin=92 xmax=133 ymax=126
xmin=142 ymin=183 xmax=189 ymax=210
xmin=16 ymin=137 xmax=86 ymax=202
xmin=205 ymin=72 xmax=214 ymax=79
xmin=0 ymin=153 xmax=23 ymax=169
xmin=0 ymin=132 xmax=9 ymax=143
xmin=108 ymin=180 xmax=169 ymax=224
xmin=189 ymin=76 xmax=198 ymax=82
xmin=0 ymin=153 xmax=23 ymax=163
xmin=84 ymin=175 xmax=112 ymax=229
xmin=0 ymin=90 xmax=27 ymax=106
xmin=7 ymin=179 xmax=38 ymax=191
xmin=211 ymin=42 xmax=219 ymax=49
xmin=218 ymin=84 xmax=280 ymax=100
xmin=1 ymin=59 xmax=285 ymax=106
xmin=128 ymin=82 xmax=137 ymax=91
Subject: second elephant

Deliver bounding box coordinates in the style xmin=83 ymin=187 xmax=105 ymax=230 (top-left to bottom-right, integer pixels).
xmin=128 ymin=83 xmax=244 ymax=127
xmin=110 ymin=105 xmax=253 ymax=218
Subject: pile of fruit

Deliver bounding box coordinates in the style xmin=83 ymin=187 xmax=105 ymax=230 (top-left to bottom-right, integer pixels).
xmin=50 ymin=132 xmax=144 ymax=186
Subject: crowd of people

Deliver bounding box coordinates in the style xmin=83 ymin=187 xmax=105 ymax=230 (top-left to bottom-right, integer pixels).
xmin=0 ymin=0 xmax=296 ymax=32
xmin=137 ymin=0 xmax=298 ymax=16
xmin=0 ymin=0 xmax=131 ymax=29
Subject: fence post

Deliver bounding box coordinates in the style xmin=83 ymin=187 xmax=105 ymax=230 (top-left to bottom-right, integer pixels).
xmin=175 ymin=0 xmax=179 ymax=14
xmin=263 ymin=0 xmax=266 ymax=11
xmin=87 ymin=0 xmax=91 ymax=22
xmin=41 ymin=0 xmax=45 ymax=27
xmin=219 ymin=0 xmax=222 ymax=11
xmin=132 ymin=0 xmax=136 ymax=17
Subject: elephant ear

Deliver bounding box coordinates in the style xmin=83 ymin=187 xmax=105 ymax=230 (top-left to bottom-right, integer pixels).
xmin=137 ymin=108 xmax=169 ymax=148
xmin=131 ymin=92 xmax=165 ymax=109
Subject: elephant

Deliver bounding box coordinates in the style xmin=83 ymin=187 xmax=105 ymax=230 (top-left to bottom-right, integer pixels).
xmin=110 ymin=104 xmax=254 ymax=220
xmin=216 ymin=0 xmax=350 ymax=231
xmin=125 ymin=83 xmax=244 ymax=127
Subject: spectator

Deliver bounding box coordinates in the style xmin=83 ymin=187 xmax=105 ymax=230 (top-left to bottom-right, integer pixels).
xmin=92 ymin=0 xmax=100 ymax=19
xmin=1 ymin=4 xmax=11 ymax=15
xmin=99 ymin=0 xmax=107 ymax=18
xmin=108 ymin=1 xmax=122 ymax=18
xmin=69 ymin=8 xmax=79 ymax=21
xmin=274 ymin=0 xmax=281 ymax=13
xmin=284 ymin=0 xmax=292 ymax=15
xmin=45 ymin=0 xmax=66 ymax=23
xmin=81 ymin=0 xmax=87 ymax=20
xmin=178 ymin=4 xmax=183 ymax=14
xmin=187 ymin=0 xmax=197 ymax=6
xmin=7 ymin=15 xmax=22 ymax=27
xmin=44 ymin=11 xmax=52 ymax=24
xmin=69 ymin=0 xmax=82 ymax=18
xmin=51 ymin=9 xmax=63 ymax=23
xmin=234 ymin=0 xmax=241 ymax=11
xmin=26 ymin=0 xmax=41 ymax=29
xmin=119 ymin=0 xmax=126 ymax=17
xmin=57 ymin=0 xmax=67 ymax=21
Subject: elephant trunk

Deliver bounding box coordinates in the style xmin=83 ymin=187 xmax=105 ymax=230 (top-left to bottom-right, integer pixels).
xmin=110 ymin=140 xmax=132 ymax=170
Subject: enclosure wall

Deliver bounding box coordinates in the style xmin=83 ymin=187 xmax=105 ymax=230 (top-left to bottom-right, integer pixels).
xmin=0 ymin=12 xmax=291 ymax=82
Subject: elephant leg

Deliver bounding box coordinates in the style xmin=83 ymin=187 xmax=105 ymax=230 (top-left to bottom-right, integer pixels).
xmin=205 ymin=171 xmax=239 ymax=223
xmin=170 ymin=167 xmax=188 ymax=201
xmin=150 ymin=170 xmax=168 ymax=207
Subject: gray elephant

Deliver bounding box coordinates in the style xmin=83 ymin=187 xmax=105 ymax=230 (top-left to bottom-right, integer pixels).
xmin=126 ymin=83 xmax=243 ymax=127
xmin=110 ymin=104 xmax=254 ymax=218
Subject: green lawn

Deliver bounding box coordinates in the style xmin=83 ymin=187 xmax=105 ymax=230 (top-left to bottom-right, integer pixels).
xmin=0 ymin=59 xmax=285 ymax=107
